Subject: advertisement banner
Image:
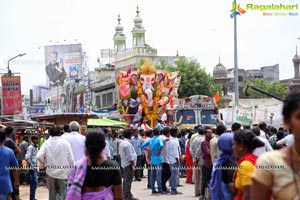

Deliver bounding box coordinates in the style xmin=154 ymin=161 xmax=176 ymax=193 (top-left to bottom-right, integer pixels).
xmin=28 ymin=107 xmax=45 ymax=114
xmin=33 ymin=85 xmax=48 ymax=103
xmin=44 ymin=44 xmax=82 ymax=87
xmin=1 ymin=76 xmax=22 ymax=115
xmin=235 ymin=107 xmax=254 ymax=125
xmin=69 ymin=66 xmax=79 ymax=79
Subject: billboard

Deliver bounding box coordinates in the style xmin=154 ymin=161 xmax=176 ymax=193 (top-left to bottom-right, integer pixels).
xmin=44 ymin=44 xmax=82 ymax=87
xmin=28 ymin=107 xmax=45 ymax=114
xmin=33 ymin=85 xmax=48 ymax=103
xmin=1 ymin=76 xmax=22 ymax=115
xmin=69 ymin=66 xmax=79 ymax=79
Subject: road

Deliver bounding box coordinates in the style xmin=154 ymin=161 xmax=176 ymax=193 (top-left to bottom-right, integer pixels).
xmin=19 ymin=176 xmax=199 ymax=200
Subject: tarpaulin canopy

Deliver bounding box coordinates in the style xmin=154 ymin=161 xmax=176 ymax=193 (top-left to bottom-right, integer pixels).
xmin=87 ymin=118 xmax=127 ymax=128
xmin=3 ymin=120 xmax=39 ymax=128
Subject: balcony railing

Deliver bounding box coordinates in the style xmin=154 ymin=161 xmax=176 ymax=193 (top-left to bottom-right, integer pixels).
xmin=114 ymin=47 xmax=157 ymax=61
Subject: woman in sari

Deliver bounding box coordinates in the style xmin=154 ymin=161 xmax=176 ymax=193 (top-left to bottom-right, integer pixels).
xmin=233 ymin=129 xmax=264 ymax=200
xmin=185 ymin=130 xmax=194 ymax=183
xmin=251 ymin=92 xmax=300 ymax=200
xmin=210 ymin=132 xmax=236 ymax=200
xmin=66 ymin=129 xmax=123 ymax=200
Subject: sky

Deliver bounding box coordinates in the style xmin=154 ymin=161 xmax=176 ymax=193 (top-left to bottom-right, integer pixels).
xmin=0 ymin=0 xmax=299 ymax=95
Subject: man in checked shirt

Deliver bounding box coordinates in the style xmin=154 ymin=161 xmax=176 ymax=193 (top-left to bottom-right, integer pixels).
xmin=25 ymin=135 xmax=39 ymax=200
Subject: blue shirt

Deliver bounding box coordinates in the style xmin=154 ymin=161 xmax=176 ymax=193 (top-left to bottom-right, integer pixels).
xmin=131 ymin=137 xmax=143 ymax=156
xmin=141 ymin=136 xmax=164 ymax=166
xmin=179 ymin=136 xmax=187 ymax=155
xmin=155 ymin=123 xmax=165 ymax=131
xmin=0 ymin=146 xmax=18 ymax=194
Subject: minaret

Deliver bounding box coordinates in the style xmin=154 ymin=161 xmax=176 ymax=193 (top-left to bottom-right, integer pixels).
xmin=132 ymin=6 xmax=146 ymax=47
xmin=293 ymin=46 xmax=300 ymax=79
xmin=289 ymin=46 xmax=300 ymax=93
xmin=113 ymin=14 xmax=126 ymax=54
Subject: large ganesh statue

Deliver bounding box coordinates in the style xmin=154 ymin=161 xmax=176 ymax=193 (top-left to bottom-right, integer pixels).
xmin=116 ymin=60 xmax=180 ymax=128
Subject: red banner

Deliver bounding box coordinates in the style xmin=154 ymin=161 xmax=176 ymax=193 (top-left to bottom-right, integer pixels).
xmin=1 ymin=76 xmax=22 ymax=115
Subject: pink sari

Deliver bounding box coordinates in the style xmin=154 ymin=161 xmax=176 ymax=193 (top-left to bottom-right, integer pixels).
xmin=81 ymin=186 xmax=113 ymax=200
xmin=66 ymin=157 xmax=114 ymax=200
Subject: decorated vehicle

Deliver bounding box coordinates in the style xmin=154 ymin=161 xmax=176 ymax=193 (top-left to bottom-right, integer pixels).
xmin=116 ymin=60 xmax=180 ymax=128
xmin=167 ymin=95 xmax=220 ymax=129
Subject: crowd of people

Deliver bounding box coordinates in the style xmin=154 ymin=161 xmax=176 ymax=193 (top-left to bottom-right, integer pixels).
xmin=0 ymin=92 xmax=299 ymax=200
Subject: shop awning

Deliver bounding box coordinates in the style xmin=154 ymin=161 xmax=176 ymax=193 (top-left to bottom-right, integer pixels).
xmin=87 ymin=118 xmax=127 ymax=128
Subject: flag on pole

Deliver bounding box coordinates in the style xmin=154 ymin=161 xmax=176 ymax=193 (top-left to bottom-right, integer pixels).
xmin=214 ymin=91 xmax=221 ymax=103
xmin=170 ymin=96 xmax=174 ymax=108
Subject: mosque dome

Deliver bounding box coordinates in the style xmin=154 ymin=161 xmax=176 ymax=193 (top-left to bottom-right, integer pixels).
xmin=213 ymin=58 xmax=228 ymax=78
xmin=134 ymin=6 xmax=143 ymax=28
xmin=115 ymin=14 xmax=124 ymax=33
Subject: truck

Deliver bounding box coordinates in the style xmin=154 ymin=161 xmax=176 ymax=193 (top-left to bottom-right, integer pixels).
xmin=166 ymin=95 xmax=220 ymax=129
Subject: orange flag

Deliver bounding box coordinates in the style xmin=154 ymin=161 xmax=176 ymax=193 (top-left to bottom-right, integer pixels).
xmin=170 ymin=96 xmax=174 ymax=108
xmin=214 ymin=91 xmax=221 ymax=103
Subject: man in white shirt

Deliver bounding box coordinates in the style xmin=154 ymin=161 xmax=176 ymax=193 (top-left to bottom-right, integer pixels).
xmin=258 ymin=122 xmax=268 ymax=139
xmin=37 ymin=126 xmax=75 ymax=200
xmin=130 ymin=122 xmax=139 ymax=130
xmin=161 ymin=112 xmax=167 ymax=123
xmin=119 ymin=129 xmax=138 ymax=200
xmin=141 ymin=119 xmax=152 ymax=131
xmin=104 ymin=127 xmax=114 ymax=159
xmin=61 ymin=121 xmax=85 ymax=162
xmin=169 ymin=128 xmax=182 ymax=195
xmin=276 ymin=134 xmax=295 ymax=147
xmin=190 ymin=127 xmax=205 ymax=196
xmin=101 ymin=139 xmax=111 ymax=160
xmin=252 ymin=127 xmax=273 ymax=156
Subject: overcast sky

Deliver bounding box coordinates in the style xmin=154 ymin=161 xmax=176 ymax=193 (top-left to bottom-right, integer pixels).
xmin=0 ymin=0 xmax=299 ymax=94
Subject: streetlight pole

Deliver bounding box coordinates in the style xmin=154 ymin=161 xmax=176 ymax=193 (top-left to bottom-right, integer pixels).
xmin=234 ymin=0 xmax=239 ymax=107
xmin=7 ymin=53 xmax=26 ymax=76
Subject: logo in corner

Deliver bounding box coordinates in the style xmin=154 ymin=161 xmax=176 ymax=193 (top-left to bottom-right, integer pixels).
xmin=230 ymin=2 xmax=246 ymax=18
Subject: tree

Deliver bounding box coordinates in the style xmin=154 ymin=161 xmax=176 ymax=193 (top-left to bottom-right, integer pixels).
xmin=156 ymin=58 xmax=177 ymax=72
xmin=135 ymin=58 xmax=146 ymax=70
xmin=156 ymin=57 xmax=222 ymax=98
xmin=244 ymin=79 xmax=288 ymax=99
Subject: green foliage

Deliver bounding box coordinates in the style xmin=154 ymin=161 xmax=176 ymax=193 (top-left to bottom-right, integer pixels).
xmin=156 ymin=58 xmax=177 ymax=72
xmin=160 ymin=57 xmax=221 ymax=98
xmin=136 ymin=57 xmax=221 ymax=98
xmin=145 ymin=44 xmax=156 ymax=54
xmin=244 ymin=79 xmax=288 ymax=99
xmin=135 ymin=58 xmax=146 ymax=70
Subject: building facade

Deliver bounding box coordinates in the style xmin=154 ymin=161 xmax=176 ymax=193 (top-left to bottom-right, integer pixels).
xmin=212 ymin=58 xmax=232 ymax=107
xmin=260 ymin=64 xmax=279 ymax=82
xmin=91 ymin=7 xmax=177 ymax=109
xmin=225 ymin=64 xmax=280 ymax=94
xmin=90 ymin=67 xmax=116 ymax=109
xmin=227 ymin=68 xmax=247 ymax=93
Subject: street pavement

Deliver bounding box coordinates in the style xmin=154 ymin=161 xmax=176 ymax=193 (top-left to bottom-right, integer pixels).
xmin=20 ymin=176 xmax=199 ymax=200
